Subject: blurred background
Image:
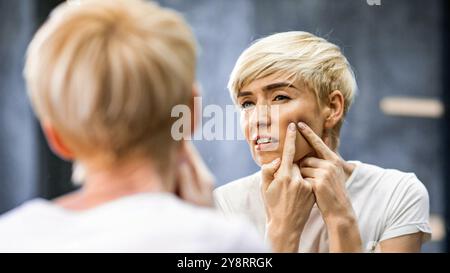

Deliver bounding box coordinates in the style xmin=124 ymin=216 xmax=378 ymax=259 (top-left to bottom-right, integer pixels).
xmin=0 ymin=0 xmax=448 ymax=252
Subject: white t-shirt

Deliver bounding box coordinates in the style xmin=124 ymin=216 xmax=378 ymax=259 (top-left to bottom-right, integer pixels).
xmin=214 ymin=161 xmax=432 ymax=252
xmin=0 ymin=192 xmax=267 ymax=252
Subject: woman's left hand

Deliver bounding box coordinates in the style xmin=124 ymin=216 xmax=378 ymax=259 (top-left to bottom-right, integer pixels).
xmin=297 ymin=122 xmax=353 ymax=222
xmin=297 ymin=122 xmax=362 ymax=252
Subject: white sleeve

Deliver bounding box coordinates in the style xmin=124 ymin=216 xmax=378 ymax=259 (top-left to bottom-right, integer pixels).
xmin=227 ymin=220 xmax=270 ymax=253
xmin=380 ymin=174 xmax=432 ymax=243
xmin=213 ymin=187 xmax=234 ymax=217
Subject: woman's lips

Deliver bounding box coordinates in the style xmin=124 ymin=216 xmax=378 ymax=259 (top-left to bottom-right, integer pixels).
xmin=250 ymin=133 xmax=280 ymax=151
xmin=255 ymin=142 xmax=279 ymax=151
xmin=254 ymin=136 xmax=279 ymax=151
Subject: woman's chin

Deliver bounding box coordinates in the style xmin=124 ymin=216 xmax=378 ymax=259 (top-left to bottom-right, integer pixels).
xmin=253 ymin=149 xmax=312 ymax=166
xmin=254 ymin=153 xmax=280 ymax=166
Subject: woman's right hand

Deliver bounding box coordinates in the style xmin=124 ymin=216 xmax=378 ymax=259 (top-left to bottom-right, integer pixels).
xmin=175 ymin=141 xmax=215 ymax=207
xmin=261 ymin=123 xmax=316 ymax=252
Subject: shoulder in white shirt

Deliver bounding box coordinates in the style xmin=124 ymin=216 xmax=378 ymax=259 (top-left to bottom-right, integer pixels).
xmin=0 ymin=192 xmax=268 ymax=252
xmin=214 ymin=161 xmax=432 ymax=252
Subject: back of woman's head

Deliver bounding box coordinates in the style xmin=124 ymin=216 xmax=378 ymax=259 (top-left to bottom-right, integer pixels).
xmin=24 ymin=0 xmax=197 ymax=165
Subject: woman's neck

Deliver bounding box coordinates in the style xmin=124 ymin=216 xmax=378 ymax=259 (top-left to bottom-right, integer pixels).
xmin=54 ymin=158 xmax=173 ymax=211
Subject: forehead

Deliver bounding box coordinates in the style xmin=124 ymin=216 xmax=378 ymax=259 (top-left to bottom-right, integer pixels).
xmin=240 ymin=74 xmax=293 ymax=92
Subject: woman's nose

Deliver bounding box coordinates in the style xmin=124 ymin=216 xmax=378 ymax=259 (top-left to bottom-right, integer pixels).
xmin=249 ymin=105 xmax=271 ymax=129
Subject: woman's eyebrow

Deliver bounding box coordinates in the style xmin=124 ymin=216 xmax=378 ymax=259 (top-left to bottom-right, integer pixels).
xmin=237 ymin=90 xmax=253 ymax=98
xmin=262 ymin=82 xmax=297 ymax=92
xmin=237 ymin=81 xmax=299 ymax=98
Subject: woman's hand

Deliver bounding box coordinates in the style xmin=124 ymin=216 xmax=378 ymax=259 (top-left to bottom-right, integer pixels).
xmin=175 ymin=141 xmax=215 ymax=207
xmin=261 ymin=123 xmax=316 ymax=252
xmin=297 ymin=122 xmax=362 ymax=252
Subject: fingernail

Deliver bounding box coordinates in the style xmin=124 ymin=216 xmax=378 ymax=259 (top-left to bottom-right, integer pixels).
xmin=272 ymin=158 xmax=280 ymax=165
xmin=297 ymin=122 xmax=306 ymax=130
xmin=288 ymin=123 xmax=296 ymax=131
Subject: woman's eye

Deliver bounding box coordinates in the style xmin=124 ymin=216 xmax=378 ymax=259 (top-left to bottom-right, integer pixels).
xmin=273 ymin=95 xmax=290 ymax=101
xmin=241 ymin=101 xmax=255 ymax=109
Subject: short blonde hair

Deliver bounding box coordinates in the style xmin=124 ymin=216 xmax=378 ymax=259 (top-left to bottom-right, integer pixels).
xmin=228 ymin=31 xmax=357 ymax=149
xmin=24 ymin=0 xmax=197 ymax=165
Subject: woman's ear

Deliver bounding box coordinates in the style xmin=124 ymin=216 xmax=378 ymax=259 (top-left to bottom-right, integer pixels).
xmin=324 ymin=90 xmax=345 ymax=129
xmin=42 ymin=122 xmax=75 ymax=161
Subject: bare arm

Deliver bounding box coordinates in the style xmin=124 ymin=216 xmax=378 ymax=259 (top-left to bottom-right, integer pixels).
xmin=325 ymin=215 xmax=362 ymax=252
xmin=379 ymin=233 xmax=423 ymax=252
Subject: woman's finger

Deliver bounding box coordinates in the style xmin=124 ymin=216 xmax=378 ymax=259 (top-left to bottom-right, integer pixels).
xmin=182 ymin=141 xmax=215 ymax=187
xmin=297 ymin=122 xmax=337 ymax=161
xmin=261 ymin=158 xmax=281 ymax=192
xmin=300 ymin=167 xmax=321 ymax=178
xmin=177 ymin=141 xmax=215 ymax=207
xmin=279 ymin=123 xmax=297 ymax=174
xmin=291 ymin=163 xmax=303 ymax=182
xmin=299 ymin=156 xmax=328 ymax=168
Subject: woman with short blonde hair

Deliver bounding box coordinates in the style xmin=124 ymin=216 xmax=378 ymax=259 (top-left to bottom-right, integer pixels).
xmin=215 ymin=31 xmax=431 ymax=253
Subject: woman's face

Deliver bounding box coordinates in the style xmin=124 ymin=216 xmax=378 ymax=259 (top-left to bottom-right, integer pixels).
xmin=237 ymin=74 xmax=327 ymax=166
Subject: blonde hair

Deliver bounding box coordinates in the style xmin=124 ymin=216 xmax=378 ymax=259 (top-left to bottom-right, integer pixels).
xmin=228 ymin=31 xmax=357 ymax=149
xmin=24 ymin=0 xmax=197 ymax=166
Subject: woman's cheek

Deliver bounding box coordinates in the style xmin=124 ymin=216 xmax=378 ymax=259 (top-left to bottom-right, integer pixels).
xmin=294 ymin=130 xmax=313 ymax=162
xmin=241 ymin=115 xmax=259 ymax=164
xmin=240 ymin=113 xmax=250 ymax=143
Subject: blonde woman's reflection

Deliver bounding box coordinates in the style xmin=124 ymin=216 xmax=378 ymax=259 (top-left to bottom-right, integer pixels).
xmin=214 ymin=32 xmax=431 ymax=253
